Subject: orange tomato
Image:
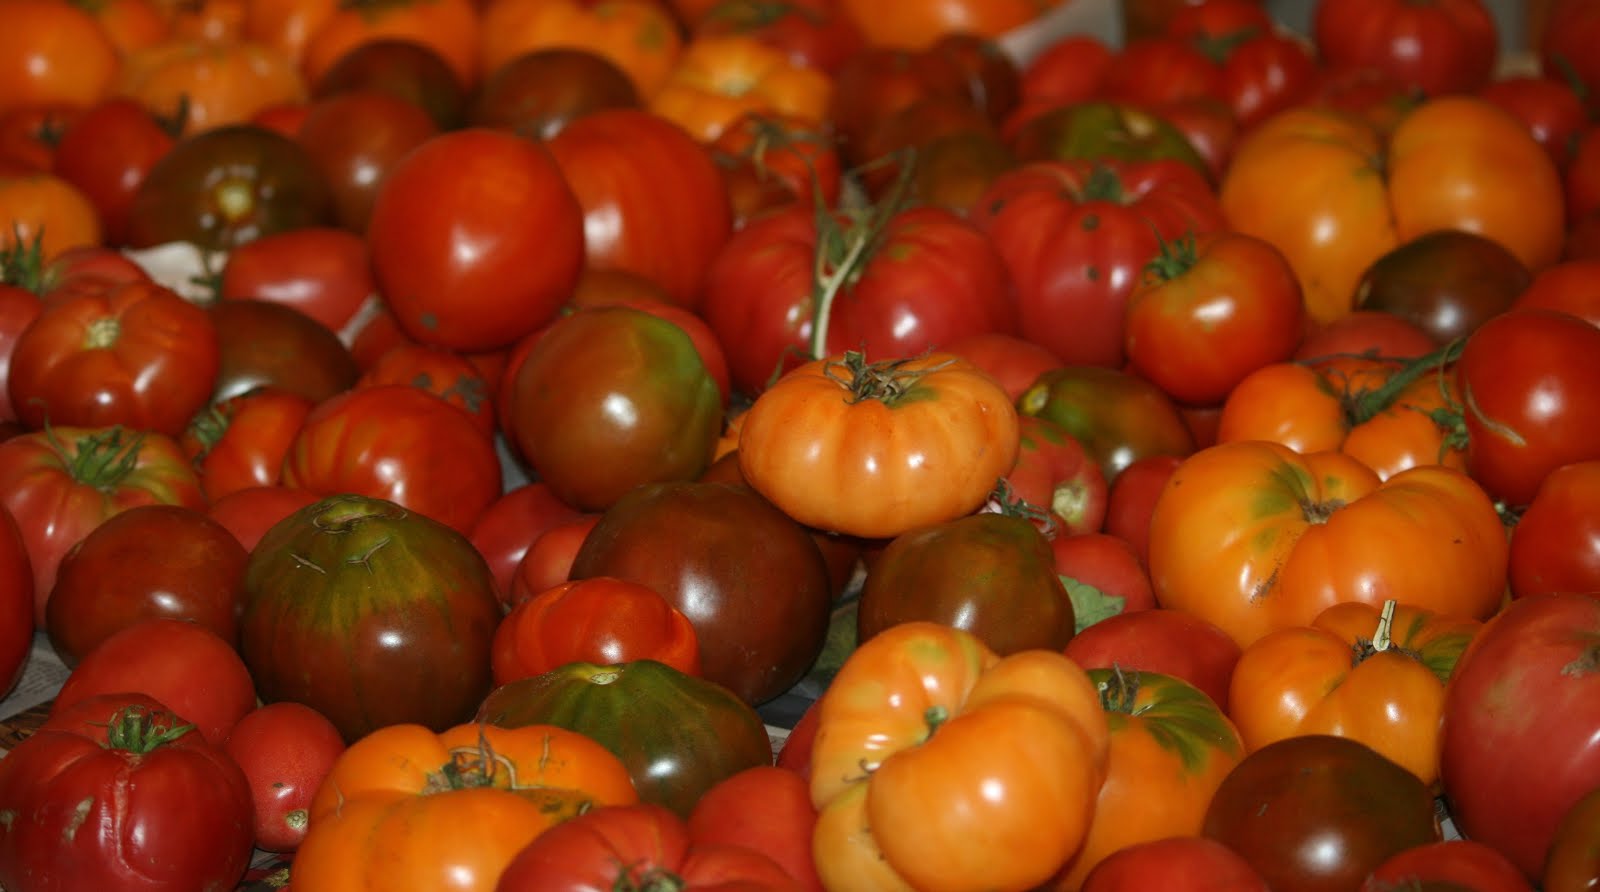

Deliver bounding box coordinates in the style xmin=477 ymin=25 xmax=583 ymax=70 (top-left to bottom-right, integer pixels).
xmin=489 ymin=577 xmax=702 ymax=685
xmin=479 ymin=0 xmax=683 ymax=101
xmin=241 ymin=0 xmax=338 ymax=65
xmin=649 ymin=35 xmax=834 ymax=142
xmin=837 ymin=0 xmax=1063 ymax=51
xmin=81 ymin=0 xmax=173 ymax=55
xmin=302 ymin=0 xmax=481 ymax=93
xmin=0 ymin=174 xmax=103 ymax=260
xmin=810 ymin=622 xmax=1109 ymax=892
xmin=117 ymin=40 xmax=307 ymax=135
xmin=1148 ymin=440 xmax=1508 ymax=648
xmin=1228 ymin=600 xmax=1481 ymax=787
xmin=1222 ymin=96 xmax=1565 ymax=324
xmin=164 ymin=0 xmax=247 ymax=42
xmin=0 ymin=0 xmax=120 ymax=117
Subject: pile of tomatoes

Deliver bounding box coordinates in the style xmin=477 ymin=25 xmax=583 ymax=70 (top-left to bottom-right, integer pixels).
xmin=1 ymin=0 xmax=1600 ymax=889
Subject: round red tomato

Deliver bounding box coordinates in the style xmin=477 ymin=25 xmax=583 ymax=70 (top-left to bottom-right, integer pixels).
xmin=222 ymin=702 xmax=347 ymax=853
xmin=468 ymin=482 xmax=584 ymax=605
xmin=294 ymin=89 xmax=439 ymax=232
xmin=1313 ymin=0 xmax=1498 ymax=96
xmin=1362 ymin=839 xmax=1533 ymax=892
xmin=491 ymin=577 xmax=702 ymax=686
xmin=181 ymin=387 xmax=314 ymax=501
xmin=1507 ymin=460 xmax=1600 ymax=599
xmin=0 ymin=504 xmax=30 ymax=699
xmin=218 ymin=226 xmax=375 ymax=336
xmin=1081 ymin=836 xmax=1269 ymax=892
xmin=49 ymin=97 xmax=176 ymax=247
xmin=366 ymin=128 xmax=585 ymax=352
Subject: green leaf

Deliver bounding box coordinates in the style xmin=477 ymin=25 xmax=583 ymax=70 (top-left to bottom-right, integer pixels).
xmin=1063 ymin=576 xmax=1124 ymax=634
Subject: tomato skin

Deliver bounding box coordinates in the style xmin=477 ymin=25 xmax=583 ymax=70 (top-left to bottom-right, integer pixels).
xmin=688 ymin=766 xmax=823 ymax=892
xmin=1018 ymin=365 xmax=1196 ymax=485
xmin=941 ymin=331 xmax=1062 ymax=403
xmin=1513 ymin=260 xmax=1600 ymax=327
xmin=181 ymin=387 xmax=314 ymax=501
xmin=49 ymin=97 xmax=176 ymax=247
xmin=1545 ymin=784 xmax=1600 ymax=892
xmin=1313 ymin=0 xmax=1498 ymax=96
xmin=1508 ymin=460 xmax=1600 ymax=599
xmin=468 ymin=482 xmax=584 ymax=605
xmin=295 ymin=89 xmax=440 ymax=233
xmin=1006 ymin=415 xmax=1107 ymax=537
xmin=204 ymin=484 xmax=320 ymax=553
xmin=218 ymin=225 xmax=374 ymax=335
xmin=738 ymin=352 xmax=1019 ymax=540
xmin=491 ymin=577 xmax=702 ymax=685
xmin=1063 ymin=607 xmax=1241 ymax=714
xmin=1362 ymin=840 xmax=1534 ymax=892
xmin=0 ymin=701 xmax=255 ymax=892
xmin=222 ymin=701 xmax=347 ymax=853
xmin=0 ymin=504 xmax=31 ymax=699
xmin=1081 ymin=836 xmax=1269 ymax=892
xmin=357 ymin=342 xmax=497 ymax=436
xmin=7 ymin=279 xmax=220 ymax=438
xmin=367 ymin=128 xmax=585 ymax=352
xmin=1454 ymin=308 xmax=1600 ymax=509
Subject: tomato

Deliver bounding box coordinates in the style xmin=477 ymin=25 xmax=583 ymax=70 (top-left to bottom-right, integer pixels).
xmin=1508 ymin=460 xmax=1600 ymax=599
xmin=1295 ymin=309 xmax=1440 ymax=367
xmin=1081 ymin=836 xmax=1269 ymax=892
xmin=1018 ymin=365 xmax=1196 ymax=485
xmin=295 ymin=88 xmax=439 ymax=232
xmin=510 ymin=514 xmax=602 ymax=605
xmin=125 ymin=123 xmax=334 ymax=252
xmin=356 ymin=342 xmax=495 ymax=436
xmin=809 ymin=622 xmax=1110 ymax=892
xmin=1439 ymin=593 xmax=1600 ymax=880
xmin=209 ymin=297 xmax=359 ymax=405
xmin=1540 ymin=0 xmax=1600 ymax=116
xmin=0 ymin=172 xmax=103 ymax=262
xmin=495 ymin=801 xmax=803 ymax=892
xmin=301 ymin=0 xmax=480 ymax=94
xmin=1101 ymin=452 xmax=1181 ymax=567
xmin=1513 ymin=259 xmax=1600 ymax=327
xmin=826 ymin=44 xmax=971 ymax=164
xmin=479 ymin=660 xmax=775 ymax=818
xmin=1047 ymin=668 xmax=1245 ymax=889
xmin=0 ymin=0 xmax=119 ymax=117
xmin=1148 ymin=440 xmax=1508 ymax=648
xmin=835 ymin=0 xmax=1055 ymax=51
xmin=1545 ymin=784 xmax=1600 ymax=892
xmin=692 ymin=0 xmax=864 ymax=77
xmin=242 ymin=494 xmax=502 ymax=742
xmin=181 ymin=387 xmax=314 ymax=501
xmin=649 ymin=34 xmax=833 ymax=142
xmin=469 ymin=47 xmax=640 ymax=141
xmin=222 ymin=701 xmax=346 ymax=853
xmin=366 ymin=128 xmax=584 ymax=352
xmin=468 ymin=482 xmax=584 ymax=604
xmin=1051 ymin=531 xmax=1156 ymax=619
xmin=502 ymin=306 xmax=722 ymax=512
xmin=738 ymin=352 xmax=1019 ymax=540
xmin=569 ymin=480 xmax=833 ymax=706
xmin=1354 ymin=228 xmax=1531 ymax=345
xmin=941 ymin=331 xmax=1062 ymax=402
xmin=0 ymin=504 xmax=31 ymax=699
xmin=970 ymin=158 xmax=1225 ymax=368
xmin=1479 ymin=75 xmax=1589 ymax=172
xmin=491 ymin=577 xmax=702 ymax=685
xmin=1162 ymin=0 xmax=1319 ymax=128
xmin=311 ymin=37 xmax=468 ymax=131
xmin=0 ymin=287 xmax=40 ymax=425
xmin=6 ymin=278 xmax=218 ymax=438
xmin=1063 ymin=607 xmax=1241 ymax=714
xmin=547 ymin=108 xmax=733 ymax=309
xmin=44 ymin=504 xmax=247 ymax=665
xmin=1005 ymin=415 xmax=1107 ymax=536
xmin=701 ymin=202 xmax=1017 ymax=397
xmin=479 ymin=0 xmax=683 ymax=102
xmin=50 ymin=97 xmax=177 ymax=247
xmin=1229 ymin=600 xmax=1479 ymax=787
xmin=1098 ymin=37 xmax=1223 ymax=114
xmin=293 ymin=721 xmax=637 ymax=892
xmin=1453 ymin=307 xmax=1600 ymax=508
xmin=688 ymin=766 xmax=823 ymax=892
xmin=282 ymin=384 xmax=502 ymax=534
xmin=1125 ymin=230 xmax=1306 ymax=407
xmin=218 ymin=225 xmax=373 ymax=336
xmin=1313 ymin=0 xmax=1498 ymax=96
xmin=0 ymin=425 xmax=204 ymax=624
xmin=1204 ymin=735 xmax=1442 ymax=892
xmin=1221 ymin=97 xmax=1565 ymax=325
xmin=0 ymin=701 xmax=254 ymax=892
xmin=51 ymin=617 xmax=257 ymax=746
xmin=1363 ymin=839 xmax=1534 ymax=892
xmin=561 ymin=293 xmax=733 ymax=407
xmin=204 ymin=484 xmax=320 ymax=552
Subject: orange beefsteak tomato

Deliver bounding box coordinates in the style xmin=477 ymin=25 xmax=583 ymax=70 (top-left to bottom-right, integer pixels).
xmin=1228 ymin=600 xmax=1480 ymax=788
xmin=1148 ymin=440 xmax=1508 ymax=649
xmin=479 ymin=0 xmax=683 ymax=101
xmin=809 ymin=621 xmax=1109 ymax=892
xmin=293 ymin=721 xmax=638 ymax=891
xmin=1221 ymin=95 xmax=1565 ymax=324
xmin=649 ymin=34 xmax=833 ymax=142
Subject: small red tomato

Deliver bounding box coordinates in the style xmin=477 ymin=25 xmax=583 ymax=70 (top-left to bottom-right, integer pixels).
xmin=223 ymin=702 xmax=348 ymax=853
xmin=1081 ymin=836 xmax=1269 ymax=892
xmin=688 ymin=766 xmax=823 ymax=892
xmin=490 ymin=576 xmax=702 ymax=686
xmin=468 ymin=482 xmax=584 ymax=606
xmin=510 ymin=513 xmax=601 ymax=603
xmin=1004 ymin=415 xmax=1108 ymax=537
xmin=1362 ymin=839 xmax=1533 ymax=892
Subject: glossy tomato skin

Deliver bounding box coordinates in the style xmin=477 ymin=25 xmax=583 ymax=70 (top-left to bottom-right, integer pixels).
xmin=218 ymin=226 xmax=375 ymax=336
xmin=49 ymin=97 xmax=176 ymax=246
xmin=204 ymin=484 xmax=320 ymax=553
xmin=1080 ymin=836 xmax=1269 ymax=892
xmin=222 ymin=702 xmax=347 ymax=853
xmin=208 ymin=298 xmax=359 ymax=405
xmin=1440 ymin=593 xmax=1600 ymax=880
xmin=688 ymin=766 xmax=823 ymax=892
xmin=1063 ymin=607 xmax=1241 ymax=713
xmin=1313 ymin=0 xmax=1498 ymax=96
xmin=1508 ymin=460 xmax=1600 ymax=599
xmin=1354 ymin=228 xmax=1531 ymax=345
xmin=0 ymin=701 xmax=254 ymax=892
xmin=295 ymin=89 xmax=439 ymax=232
xmin=1545 ymin=784 xmax=1600 ymax=892
xmin=1455 ymin=308 xmax=1600 ymax=508
xmin=1050 ymin=532 xmax=1156 ymax=617
xmin=1004 ymin=414 xmax=1107 ymax=536
xmin=7 ymin=278 xmax=219 ymax=438
xmin=1018 ymin=365 xmax=1195 ymax=485
xmin=0 ymin=505 xmax=31 ymax=698
xmin=181 ymin=387 xmax=313 ymax=502
xmin=1101 ymin=453 xmax=1182 ymax=568
xmin=468 ymin=482 xmax=584 ymax=605
xmin=942 ymin=330 xmax=1063 ymax=402
xmin=1362 ymin=839 xmax=1534 ymax=892
xmin=242 ymin=494 xmax=502 ymax=743
xmin=367 ymin=128 xmax=584 ymax=352
xmin=491 ymin=577 xmax=702 ymax=686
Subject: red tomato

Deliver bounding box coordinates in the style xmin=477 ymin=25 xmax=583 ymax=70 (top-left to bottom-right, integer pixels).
xmin=356 ymin=342 xmax=497 ymax=435
xmin=1362 ymin=839 xmax=1534 ymax=892
xmin=1294 ymin=309 xmax=1437 ymax=366
xmin=1081 ymin=836 xmax=1269 ymax=892
xmin=1508 ymin=460 xmax=1600 ymax=599
xmin=294 ymin=88 xmax=439 ymax=232
xmin=468 ymin=482 xmax=584 ymax=606
xmin=1004 ymin=415 xmax=1108 ymax=537
xmin=1512 ymin=259 xmax=1600 ymax=328
xmin=687 ymin=766 xmax=823 ymax=892
xmin=282 ymin=383 xmax=503 ymax=533
xmin=1540 ymin=0 xmax=1600 ymax=117
xmin=1163 ymin=1 xmax=1320 ymax=128
xmin=7 ymin=278 xmax=220 ymax=437
xmin=510 ymin=514 xmax=602 ymax=602
xmin=204 ymin=484 xmax=321 ymax=553
xmin=970 ymin=158 xmax=1226 ymax=368
xmin=1099 ymin=37 xmax=1224 ymax=113
xmin=1479 ymin=75 xmax=1589 ymax=171
xmin=49 ymin=97 xmax=176 ymax=247
xmin=1313 ymin=0 xmax=1498 ymax=96
xmin=52 ymin=617 xmax=257 ymax=746
xmin=367 ymin=128 xmax=585 ymax=352
xmin=0 ymin=284 xmax=40 ymax=423
xmin=1063 ymin=607 xmax=1242 ymax=713
xmin=219 ymin=226 xmax=375 ymax=336
xmin=181 ymin=387 xmax=314 ymax=501
xmin=1051 ymin=532 xmax=1156 ymax=620
xmin=0 ymin=504 xmax=31 ymax=698
xmin=0 ymin=700 xmax=254 ymax=892
xmin=0 ymin=425 xmax=204 ymax=624
xmin=1440 ymin=593 xmax=1600 ymax=879
xmin=490 ymin=576 xmax=702 ymax=685
xmin=223 ymin=702 xmax=347 ymax=853
xmin=941 ymin=330 xmax=1063 ymax=403
xmin=1019 ymin=34 xmax=1114 ymax=108
xmin=1101 ymin=453 xmax=1182 ymax=568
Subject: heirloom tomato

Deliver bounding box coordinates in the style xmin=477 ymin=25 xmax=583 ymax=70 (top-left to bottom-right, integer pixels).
xmin=810 ymin=622 xmax=1109 ymax=892
xmin=0 ymin=702 xmax=254 ymax=892
xmin=50 ymin=97 xmax=176 ymax=247
xmin=700 ymin=201 xmax=1016 ymax=396
xmin=1354 ymin=228 xmax=1530 ymax=345
xmin=469 ymin=46 xmax=641 ymax=141
xmin=479 ymin=0 xmax=683 ymax=101
xmin=208 ymin=297 xmax=359 ymax=405
xmin=710 ymin=110 xmax=843 ymax=225
xmin=367 ymin=127 xmax=584 ymax=352
xmin=826 ymin=44 xmax=971 ymax=162
xmin=1063 ymin=607 xmax=1240 ymax=713
xmin=222 ymin=701 xmax=346 ymax=853
xmin=0 ymin=505 xmax=29 ymax=698
xmin=1148 ymin=440 xmax=1507 ymax=648
xmin=7 ymin=278 xmax=219 ymax=438
xmin=1004 ymin=415 xmax=1107 ymax=536
xmin=1018 ymin=365 xmax=1195 ymax=484
xmin=219 ymin=225 xmax=375 ymax=336
xmin=688 ymin=766 xmax=823 ymax=892
xmin=1363 ymin=840 xmax=1534 ymax=892
xmin=738 ymin=351 xmax=1019 ymax=540
xmin=0 ymin=425 xmax=203 ymax=624
xmin=282 ymin=383 xmax=502 ymax=533
xmin=1124 ymin=230 xmax=1305 ymax=407
xmin=649 ymin=34 xmax=832 ymax=142
xmin=496 ymin=801 xmax=803 ymax=892
xmin=479 ymin=660 xmax=774 ymax=818
xmin=1313 ymin=0 xmax=1497 ymax=96
xmin=241 ymin=494 xmax=502 ymax=742
xmin=1440 ymin=593 xmax=1600 ymax=880
xmin=969 ymin=158 xmax=1225 ymax=368
xmin=1513 ymin=259 xmax=1600 ymax=327
xmin=468 ymin=483 xmax=584 ymax=605
xmin=1508 ymin=460 xmax=1600 ymax=599
xmin=1097 ymin=37 xmax=1224 ymax=113
xmin=294 ymin=89 xmax=439 ymax=232
xmin=491 ymin=577 xmax=702 ymax=685
xmin=116 ymin=38 xmax=307 ymax=136
xmin=1228 ymin=600 xmax=1479 ymax=787
xmin=1453 ymin=307 xmax=1600 ymax=508
xmin=1048 ymin=668 xmax=1245 ymax=890
xmin=301 ymin=0 xmax=480 ymax=92
xmin=294 ymin=721 xmax=637 ymax=892
xmin=1221 ymin=96 xmax=1564 ymax=324
xmin=181 ymin=387 xmax=313 ymax=501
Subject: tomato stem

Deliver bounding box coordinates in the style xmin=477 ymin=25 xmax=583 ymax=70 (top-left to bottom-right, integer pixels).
xmin=979 ymin=479 xmax=1055 ymax=534
xmin=0 ymin=225 xmax=50 ymax=295
xmin=823 ymin=351 xmax=953 ymax=405
xmin=1143 ymin=229 xmax=1199 ymax=284
xmin=924 ymin=705 xmax=949 ymax=738
xmin=103 ymin=705 xmax=195 ymax=753
xmin=1096 ymin=664 xmax=1141 ymax=714
xmin=1371 ymin=599 xmax=1396 ymax=653
xmin=46 ymin=424 xmax=146 ymax=493
xmin=1337 ymin=337 xmax=1463 ymax=427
